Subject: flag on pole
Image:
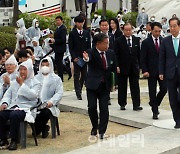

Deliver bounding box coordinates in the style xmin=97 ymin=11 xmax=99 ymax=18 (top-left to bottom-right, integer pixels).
xmin=41 ymin=28 xmax=51 ymax=37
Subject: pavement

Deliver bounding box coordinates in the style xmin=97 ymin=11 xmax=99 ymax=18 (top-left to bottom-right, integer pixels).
xmin=59 ymin=90 xmax=180 ymax=154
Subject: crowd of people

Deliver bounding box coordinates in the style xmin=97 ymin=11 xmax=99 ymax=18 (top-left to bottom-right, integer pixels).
xmin=0 ymin=8 xmax=180 ymax=150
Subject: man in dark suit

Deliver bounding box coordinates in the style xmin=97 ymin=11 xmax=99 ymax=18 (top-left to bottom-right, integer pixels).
xmin=83 ymin=33 xmax=116 ymax=139
xmin=114 ymin=23 xmax=143 ymax=111
xmin=141 ymin=22 xmax=167 ymax=119
xmin=159 ymin=17 xmax=180 ymax=128
xmin=98 ymin=19 xmax=115 ymax=105
xmin=99 ymin=19 xmax=114 ymax=49
xmin=68 ymin=16 xmax=91 ymax=100
xmin=52 ymin=16 xmax=67 ymax=82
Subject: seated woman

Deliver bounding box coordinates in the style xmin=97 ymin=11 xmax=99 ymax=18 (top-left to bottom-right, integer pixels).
xmin=34 ymin=57 xmax=63 ymax=138
xmin=0 ymin=59 xmax=40 ymax=150
xmin=0 ymin=55 xmax=18 ymax=99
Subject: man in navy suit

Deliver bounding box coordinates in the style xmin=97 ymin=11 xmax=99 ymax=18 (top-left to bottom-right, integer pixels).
xmin=159 ymin=17 xmax=180 ymax=128
xmin=114 ymin=23 xmax=143 ymax=111
xmin=51 ymin=16 xmax=67 ymax=82
xmin=83 ymin=33 xmax=116 ymax=139
xmin=99 ymin=19 xmax=114 ymax=50
xmin=141 ymin=22 xmax=167 ymax=119
xmin=68 ymin=16 xmax=91 ymax=100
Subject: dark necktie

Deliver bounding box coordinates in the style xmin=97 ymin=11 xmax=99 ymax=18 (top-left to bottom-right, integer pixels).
xmin=155 ymin=38 xmax=160 ymax=53
xmin=79 ymin=30 xmax=83 ymax=38
xmin=127 ymin=38 xmax=131 ymax=47
xmin=100 ymin=52 xmax=106 ymax=70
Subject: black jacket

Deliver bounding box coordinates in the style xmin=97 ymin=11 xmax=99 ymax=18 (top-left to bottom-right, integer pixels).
xmin=53 ymin=24 xmax=67 ymax=54
xmin=114 ymin=35 xmax=141 ymax=76
xmin=141 ymin=36 xmax=162 ymax=76
xmin=68 ymin=28 xmax=91 ymax=61
xmin=85 ymin=47 xmax=117 ymax=91
xmin=159 ymin=35 xmax=180 ymax=79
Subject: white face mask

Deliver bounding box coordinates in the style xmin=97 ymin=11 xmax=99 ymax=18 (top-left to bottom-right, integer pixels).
xmin=94 ymin=14 xmax=98 ymax=18
xmin=41 ymin=66 xmax=50 ymax=75
xmin=151 ymin=18 xmax=155 ymax=21
xmin=142 ymin=9 xmax=145 ymax=13
xmin=35 ymin=23 xmax=39 ymax=28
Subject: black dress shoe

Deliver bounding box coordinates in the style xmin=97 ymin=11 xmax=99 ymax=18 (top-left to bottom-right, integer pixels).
xmin=8 ymin=141 xmax=17 ymax=150
xmin=133 ymin=106 xmax=143 ymax=111
xmin=68 ymin=74 xmax=72 ymax=80
xmin=120 ymin=106 xmax=126 ymax=110
xmin=108 ymin=100 xmax=111 ymax=105
xmin=91 ymin=128 xmax=97 ymax=136
xmin=174 ymin=124 xmax=180 ymax=129
xmin=99 ymin=134 xmax=104 ymax=140
xmin=152 ymin=114 xmax=158 ymax=120
xmin=77 ymin=96 xmax=82 ymax=100
xmin=42 ymin=125 xmax=50 ymax=138
xmin=0 ymin=139 xmax=9 ymax=146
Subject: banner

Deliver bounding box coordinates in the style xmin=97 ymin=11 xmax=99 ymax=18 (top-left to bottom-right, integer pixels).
xmin=87 ymin=0 xmax=98 ymax=3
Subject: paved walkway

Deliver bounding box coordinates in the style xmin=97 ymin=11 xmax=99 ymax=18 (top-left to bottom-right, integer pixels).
xmin=60 ymin=91 xmax=180 ymax=154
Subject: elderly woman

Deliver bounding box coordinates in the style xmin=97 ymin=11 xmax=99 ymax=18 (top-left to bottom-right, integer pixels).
xmin=0 ymin=59 xmax=40 ymax=150
xmin=0 ymin=55 xmax=18 ymax=99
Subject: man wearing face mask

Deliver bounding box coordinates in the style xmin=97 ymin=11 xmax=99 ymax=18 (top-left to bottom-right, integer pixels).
xmin=91 ymin=12 xmax=101 ymax=30
xmin=34 ymin=57 xmax=63 ymax=138
xmin=150 ymin=16 xmax=156 ymax=23
xmin=136 ymin=7 xmax=149 ymax=28
xmin=26 ymin=19 xmax=41 ymax=47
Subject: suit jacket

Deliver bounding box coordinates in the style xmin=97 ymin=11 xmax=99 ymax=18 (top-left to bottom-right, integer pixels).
xmin=159 ymin=35 xmax=180 ymax=79
xmin=114 ymin=35 xmax=141 ymax=76
xmin=68 ymin=28 xmax=91 ymax=61
xmin=141 ymin=36 xmax=162 ymax=76
xmin=53 ymin=24 xmax=67 ymax=54
xmin=85 ymin=47 xmax=117 ymax=91
xmin=108 ymin=32 xmax=114 ymax=50
xmin=109 ymin=29 xmax=122 ymax=40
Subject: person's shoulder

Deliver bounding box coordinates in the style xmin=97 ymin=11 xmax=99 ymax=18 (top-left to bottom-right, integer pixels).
xmin=51 ymin=73 xmax=62 ymax=83
xmin=163 ymin=35 xmax=172 ymax=41
xmin=115 ymin=35 xmax=124 ymax=41
xmin=32 ymin=77 xmax=41 ymax=85
xmin=106 ymin=49 xmax=115 ymax=55
xmin=142 ymin=36 xmax=150 ymax=44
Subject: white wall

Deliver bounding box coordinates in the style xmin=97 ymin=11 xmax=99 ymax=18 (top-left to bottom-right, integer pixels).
xmin=66 ymin=0 xmax=132 ymax=17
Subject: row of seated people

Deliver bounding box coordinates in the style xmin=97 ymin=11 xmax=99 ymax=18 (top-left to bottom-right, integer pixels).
xmin=0 ymin=53 xmax=63 ymax=150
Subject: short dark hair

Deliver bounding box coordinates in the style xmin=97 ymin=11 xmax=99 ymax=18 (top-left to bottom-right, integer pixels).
xmin=146 ymin=22 xmax=152 ymax=26
xmin=18 ymin=49 xmax=29 ymax=58
xmin=41 ymin=59 xmax=49 ymax=63
xmin=151 ymin=22 xmax=162 ymax=30
xmin=0 ymin=49 xmax=5 ymax=56
xmin=0 ymin=49 xmax=4 ymax=59
xmin=99 ymin=19 xmax=108 ymax=25
xmin=3 ymin=47 xmax=14 ymax=54
xmin=56 ymin=16 xmax=63 ymax=20
xmin=26 ymin=46 xmax=34 ymax=53
xmin=169 ymin=17 xmax=180 ymax=26
xmin=74 ymin=15 xmax=84 ymax=23
xmin=93 ymin=33 xmax=108 ymax=45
